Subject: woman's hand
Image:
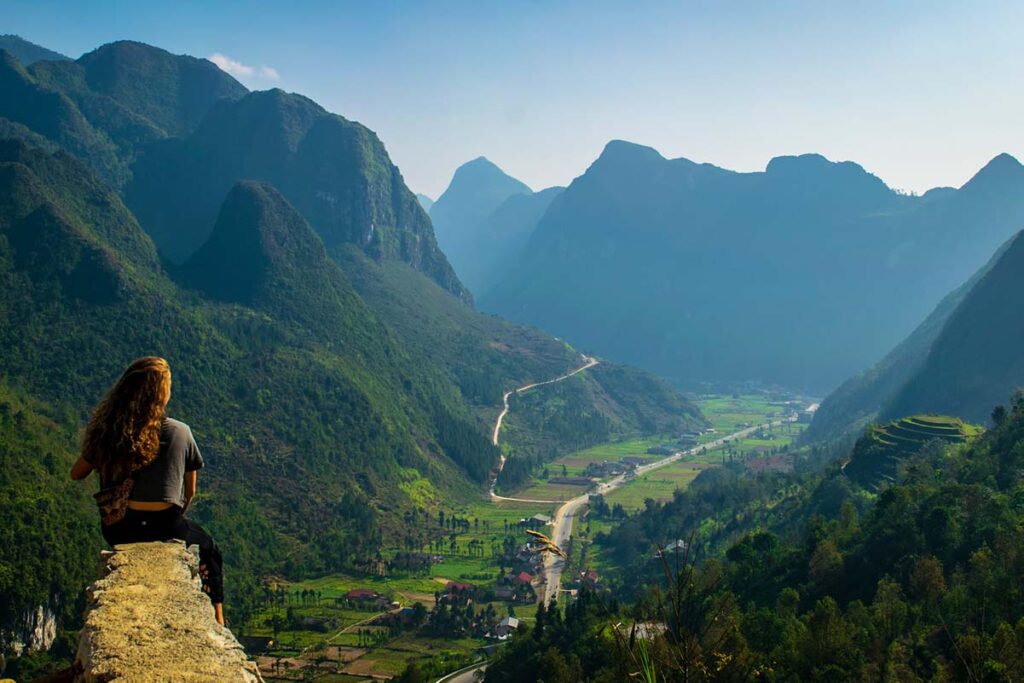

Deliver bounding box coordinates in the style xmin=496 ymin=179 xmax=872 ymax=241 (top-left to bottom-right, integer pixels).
xmin=70 ymin=456 xmax=94 ymax=481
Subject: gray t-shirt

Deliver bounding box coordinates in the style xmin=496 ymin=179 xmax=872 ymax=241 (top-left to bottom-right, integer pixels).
xmin=90 ymin=417 xmax=204 ymax=508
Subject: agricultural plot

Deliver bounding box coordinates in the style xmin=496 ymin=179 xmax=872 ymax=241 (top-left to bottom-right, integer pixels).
xmin=602 ymin=462 xmax=711 ymax=512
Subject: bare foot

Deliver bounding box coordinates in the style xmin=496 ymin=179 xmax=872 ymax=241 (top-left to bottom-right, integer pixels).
xmin=214 ymin=603 xmax=225 ymax=626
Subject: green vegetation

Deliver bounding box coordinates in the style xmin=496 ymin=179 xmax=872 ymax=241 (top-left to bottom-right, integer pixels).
xmin=496 ymin=365 xmax=706 ymax=491
xmin=125 ymin=87 xmax=467 ymax=301
xmin=844 ymin=414 xmax=982 ymax=490
xmin=0 ymin=35 xmax=70 ymax=65
xmin=487 ymin=393 xmax=1024 ymax=681
xmin=0 ymin=64 xmax=704 ymax=675
xmin=602 ymin=463 xmax=710 ymax=512
xmin=507 ymin=393 xmax=800 ymax=507
xmin=0 ymin=40 xmax=246 ymax=189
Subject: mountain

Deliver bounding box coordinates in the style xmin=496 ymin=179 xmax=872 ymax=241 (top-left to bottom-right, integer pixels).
xmin=0 ymin=41 xmax=246 ymax=187
xmin=0 ymin=49 xmax=126 ymax=187
xmin=126 ymin=88 xmax=468 ymax=299
xmin=452 ymin=186 xmax=565 ymax=298
xmin=0 ymin=140 xmax=495 ymax=649
xmin=0 ymin=125 xmax=704 ymax=662
xmin=0 ymin=35 xmax=69 ymax=65
xmin=806 ymin=236 xmax=1013 ymax=442
xmin=430 ymin=157 xmax=532 ymax=292
xmin=0 ymin=39 xmax=465 ymax=299
xmin=881 ymin=230 xmax=1024 ymax=422
xmin=333 ymin=244 xmax=705 ymax=483
xmin=416 ymin=193 xmax=434 ymax=212
xmin=482 ymin=140 xmax=1024 ymax=392
xmin=0 ymin=41 xmax=709 ymax=668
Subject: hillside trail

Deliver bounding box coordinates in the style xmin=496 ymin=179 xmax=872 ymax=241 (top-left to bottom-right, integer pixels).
xmin=488 ymin=354 xmax=599 ymax=502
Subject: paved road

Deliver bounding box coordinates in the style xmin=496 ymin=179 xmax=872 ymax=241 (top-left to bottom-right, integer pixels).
xmin=540 ymin=418 xmax=793 ymax=604
xmin=437 ymin=661 xmax=487 ymax=683
xmin=488 ymin=355 xmax=599 ymax=502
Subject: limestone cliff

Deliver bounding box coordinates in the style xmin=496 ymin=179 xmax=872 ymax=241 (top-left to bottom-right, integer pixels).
xmin=74 ymin=542 xmax=263 ymax=682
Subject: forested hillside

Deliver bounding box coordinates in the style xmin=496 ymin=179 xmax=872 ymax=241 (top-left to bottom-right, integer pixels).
xmin=0 ymin=141 xmax=494 ymax=642
xmin=806 ymin=236 xmax=1011 ymax=443
xmin=0 ymin=41 xmax=246 ymax=188
xmin=0 ymin=35 xmax=70 ymax=65
xmin=884 ymin=230 xmax=1024 ymax=422
xmin=488 ymin=392 xmax=1024 ymax=681
xmin=810 ymin=228 xmax=1024 ymax=442
xmin=0 ymin=39 xmax=705 ymax=670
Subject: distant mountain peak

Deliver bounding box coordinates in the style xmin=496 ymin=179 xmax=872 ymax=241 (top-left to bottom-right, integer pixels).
xmin=447 ymin=156 xmax=532 ymax=194
xmin=766 ymin=152 xmax=861 ymax=175
xmin=0 ymin=35 xmax=70 ymax=65
xmin=416 ymin=193 xmax=434 ymax=212
xmin=598 ymin=139 xmax=666 ymax=164
xmin=961 ymin=153 xmax=1024 ymax=194
xmin=764 ymin=153 xmax=892 ymax=198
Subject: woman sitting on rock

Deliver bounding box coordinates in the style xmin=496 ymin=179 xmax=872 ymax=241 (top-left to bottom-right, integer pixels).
xmin=70 ymin=356 xmax=225 ymax=626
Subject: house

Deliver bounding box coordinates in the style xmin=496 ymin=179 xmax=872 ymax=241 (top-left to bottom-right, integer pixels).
xmin=492 ymin=616 xmax=520 ymax=640
xmin=523 ymin=514 xmax=552 ymax=529
xmin=580 ymin=569 xmax=600 ymax=587
xmin=494 ymin=586 xmax=515 ymax=601
xmin=514 ymin=571 xmax=534 ymax=585
xmin=584 ymin=461 xmax=624 ymax=477
xmin=654 ymin=539 xmax=688 ymax=559
xmin=440 ymin=581 xmax=476 ymax=606
xmin=548 ymin=476 xmax=594 ymax=486
xmin=621 ymin=456 xmax=646 ymax=468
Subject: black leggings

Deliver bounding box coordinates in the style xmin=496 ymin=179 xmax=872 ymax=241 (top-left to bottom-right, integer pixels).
xmin=102 ymin=507 xmax=224 ymax=604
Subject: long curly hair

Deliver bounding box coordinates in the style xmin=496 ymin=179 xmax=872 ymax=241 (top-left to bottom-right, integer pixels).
xmin=82 ymin=357 xmax=171 ymax=481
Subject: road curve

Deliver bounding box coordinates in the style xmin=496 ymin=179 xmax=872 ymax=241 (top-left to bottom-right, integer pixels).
xmin=540 ymin=418 xmax=794 ymax=604
xmin=488 ymin=355 xmax=599 ymax=502
xmin=437 ymin=661 xmax=487 ymax=683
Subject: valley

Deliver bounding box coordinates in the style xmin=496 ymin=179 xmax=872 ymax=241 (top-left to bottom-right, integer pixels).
xmin=2 ymin=12 xmax=1023 ymax=682
xmin=236 ymin=392 xmax=807 ymax=681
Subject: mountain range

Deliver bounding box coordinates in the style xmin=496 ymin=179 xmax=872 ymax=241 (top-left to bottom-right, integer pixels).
xmin=429 ymin=157 xmax=563 ymax=298
xmin=809 ymin=225 xmax=1024 ymax=442
xmin=481 ymin=141 xmax=1024 ymax=393
xmin=0 ymin=37 xmax=703 ymax=655
xmin=0 ymin=34 xmax=70 ymax=65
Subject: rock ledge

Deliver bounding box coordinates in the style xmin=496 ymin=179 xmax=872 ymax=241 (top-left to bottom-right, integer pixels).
xmin=74 ymin=541 xmax=263 ymax=682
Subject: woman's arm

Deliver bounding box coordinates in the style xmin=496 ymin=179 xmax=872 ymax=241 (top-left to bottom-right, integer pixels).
xmin=70 ymin=456 xmax=94 ymax=481
xmin=183 ymin=470 xmax=198 ymax=510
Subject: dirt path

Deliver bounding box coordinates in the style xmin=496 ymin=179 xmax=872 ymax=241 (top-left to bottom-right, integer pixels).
xmin=488 ymin=355 xmax=598 ymax=502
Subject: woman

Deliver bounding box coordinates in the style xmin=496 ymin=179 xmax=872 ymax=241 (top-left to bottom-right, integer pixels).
xmin=70 ymin=357 xmax=225 ymax=626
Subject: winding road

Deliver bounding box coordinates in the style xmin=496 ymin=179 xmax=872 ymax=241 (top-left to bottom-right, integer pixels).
xmin=488 ymin=355 xmax=599 ymax=502
xmin=540 ymin=417 xmax=792 ymax=604
xmin=439 ymin=360 xmax=793 ymax=680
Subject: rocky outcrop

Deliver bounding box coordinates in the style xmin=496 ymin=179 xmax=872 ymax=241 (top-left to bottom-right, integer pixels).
xmin=2 ymin=603 xmax=58 ymax=658
xmin=74 ymin=541 xmax=263 ymax=682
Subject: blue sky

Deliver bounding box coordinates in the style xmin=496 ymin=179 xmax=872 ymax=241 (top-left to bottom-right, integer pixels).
xmin=5 ymin=0 xmax=1023 ymax=197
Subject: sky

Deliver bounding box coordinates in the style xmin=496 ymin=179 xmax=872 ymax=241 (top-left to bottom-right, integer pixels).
xmin=5 ymin=0 xmax=1023 ymax=198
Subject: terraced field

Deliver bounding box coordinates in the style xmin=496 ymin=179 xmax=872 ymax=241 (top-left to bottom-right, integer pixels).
xmin=844 ymin=415 xmax=983 ymax=489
